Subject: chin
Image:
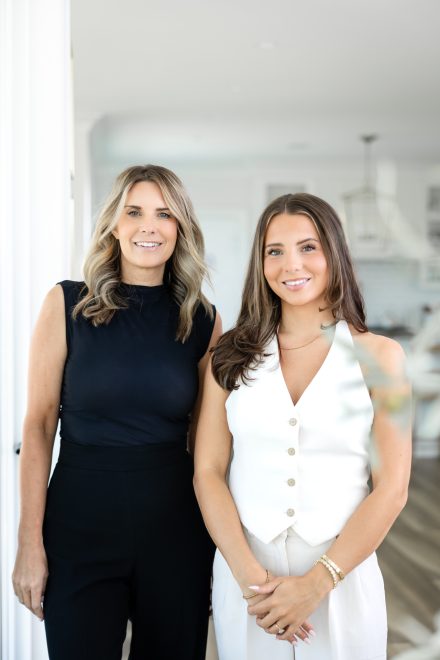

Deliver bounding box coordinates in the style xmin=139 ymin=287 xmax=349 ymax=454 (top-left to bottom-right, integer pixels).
xmin=135 ymin=255 xmax=167 ymax=267
xmin=281 ymin=292 xmax=321 ymax=306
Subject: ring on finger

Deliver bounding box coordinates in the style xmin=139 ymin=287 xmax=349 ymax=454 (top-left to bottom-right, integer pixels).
xmin=275 ymin=623 xmax=285 ymax=634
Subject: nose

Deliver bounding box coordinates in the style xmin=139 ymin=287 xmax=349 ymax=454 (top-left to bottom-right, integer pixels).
xmin=139 ymin=219 xmax=156 ymax=234
xmin=284 ymin=248 xmax=303 ymax=272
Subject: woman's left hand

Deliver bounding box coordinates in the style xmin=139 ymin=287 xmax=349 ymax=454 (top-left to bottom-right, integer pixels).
xmin=247 ymin=570 xmax=331 ymax=642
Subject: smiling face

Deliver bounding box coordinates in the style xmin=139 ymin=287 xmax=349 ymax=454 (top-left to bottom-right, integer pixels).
xmin=263 ymin=212 xmax=329 ymax=308
xmin=112 ymin=180 xmax=178 ymax=285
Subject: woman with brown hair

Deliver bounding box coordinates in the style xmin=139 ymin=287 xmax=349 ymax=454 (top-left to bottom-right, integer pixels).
xmin=194 ymin=192 xmax=411 ymax=659
xmin=12 ymin=165 xmax=221 ymax=659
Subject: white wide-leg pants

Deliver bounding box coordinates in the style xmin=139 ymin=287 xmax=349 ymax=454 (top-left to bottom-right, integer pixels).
xmin=212 ymin=527 xmax=387 ymax=660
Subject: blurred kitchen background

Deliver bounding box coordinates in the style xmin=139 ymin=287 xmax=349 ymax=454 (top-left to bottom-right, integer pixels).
xmin=1 ymin=0 xmax=439 ymax=658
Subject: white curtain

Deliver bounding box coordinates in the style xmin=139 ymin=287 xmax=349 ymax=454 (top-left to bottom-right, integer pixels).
xmin=0 ymin=0 xmax=71 ymax=657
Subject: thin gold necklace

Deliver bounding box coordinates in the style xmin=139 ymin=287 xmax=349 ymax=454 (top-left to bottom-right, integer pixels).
xmin=277 ymin=332 xmax=322 ymax=351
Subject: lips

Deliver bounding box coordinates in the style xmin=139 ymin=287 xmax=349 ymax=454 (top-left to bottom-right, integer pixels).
xmin=283 ymin=277 xmax=311 ymax=288
xmin=134 ymin=241 xmax=163 ymax=248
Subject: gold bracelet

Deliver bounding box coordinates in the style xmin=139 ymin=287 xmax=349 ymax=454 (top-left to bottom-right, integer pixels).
xmin=242 ymin=568 xmax=270 ymax=600
xmin=315 ymin=557 xmax=339 ymax=589
xmin=321 ymin=554 xmax=345 ymax=581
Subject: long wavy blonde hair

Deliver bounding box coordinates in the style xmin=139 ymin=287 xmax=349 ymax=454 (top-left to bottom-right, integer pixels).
xmin=73 ymin=164 xmax=213 ymax=341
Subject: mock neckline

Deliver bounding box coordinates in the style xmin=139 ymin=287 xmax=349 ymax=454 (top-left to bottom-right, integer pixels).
xmin=118 ymin=281 xmax=167 ymax=302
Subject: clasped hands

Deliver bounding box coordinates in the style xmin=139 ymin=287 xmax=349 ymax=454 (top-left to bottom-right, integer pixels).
xmin=245 ymin=572 xmax=326 ymax=645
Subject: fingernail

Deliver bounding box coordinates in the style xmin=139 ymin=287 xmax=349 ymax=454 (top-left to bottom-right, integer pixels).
xmin=292 ymin=640 xmax=298 ymax=646
xmin=303 ymin=638 xmax=312 ymax=645
xmin=248 ymin=585 xmax=259 ymax=591
xmin=308 ymin=629 xmax=316 ymax=637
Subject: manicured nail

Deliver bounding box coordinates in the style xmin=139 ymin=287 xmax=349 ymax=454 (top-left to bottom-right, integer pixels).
xmin=303 ymin=638 xmax=312 ymax=645
xmin=292 ymin=640 xmax=298 ymax=646
xmin=308 ymin=629 xmax=316 ymax=637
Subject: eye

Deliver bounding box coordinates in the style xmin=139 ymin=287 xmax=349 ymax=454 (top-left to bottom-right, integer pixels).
xmin=266 ymin=248 xmax=282 ymax=256
xmin=158 ymin=212 xmax=172 ymax=219
xmin=301 ymin=243 xmax=316 ymax=252
xmin=127 ymin=209 xmax=141 ymax=217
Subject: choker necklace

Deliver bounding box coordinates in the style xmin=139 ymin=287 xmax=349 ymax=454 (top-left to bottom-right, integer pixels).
xmin=277 ymin=331 xmax=323 ymax=351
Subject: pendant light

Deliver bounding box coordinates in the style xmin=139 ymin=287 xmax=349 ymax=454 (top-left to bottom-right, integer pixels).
xmin=343 ymin=135 xmax=394 ymax=257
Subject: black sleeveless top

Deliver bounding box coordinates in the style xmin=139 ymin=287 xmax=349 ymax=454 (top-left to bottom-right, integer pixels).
xmin=58 ymin=280 xmax=216 ymax=447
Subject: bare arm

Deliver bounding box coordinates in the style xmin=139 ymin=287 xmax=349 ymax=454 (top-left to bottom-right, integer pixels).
xmin=187 ymin=311 xmax=223 ymax=455
xmin=249 ymin=337 xmax=412 ymax=640
xmin=193 ymin=361 xmax=269 ymax=593
xmin=12 ymin=284 xmax=67 ymax=620
xmin=313 ymin=337 xmax=411 ymax=573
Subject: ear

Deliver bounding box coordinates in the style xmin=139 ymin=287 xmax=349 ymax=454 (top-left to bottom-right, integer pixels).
xmin=111 ymin=229 xmax=119 ymax=240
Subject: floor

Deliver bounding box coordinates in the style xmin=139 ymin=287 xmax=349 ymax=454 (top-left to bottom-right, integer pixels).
xmin=378 ymin=458 xmax=440 ymax=658
xmin=123 ymin=458 xmax=440 ymax=659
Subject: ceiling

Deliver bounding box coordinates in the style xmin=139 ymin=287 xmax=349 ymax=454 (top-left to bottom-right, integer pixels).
xmin=71 ymin=0 xmax=440 ymax=162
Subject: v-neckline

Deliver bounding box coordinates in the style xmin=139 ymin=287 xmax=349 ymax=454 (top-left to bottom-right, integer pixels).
xmin=276 ymin=320 xmax=342 ymax=409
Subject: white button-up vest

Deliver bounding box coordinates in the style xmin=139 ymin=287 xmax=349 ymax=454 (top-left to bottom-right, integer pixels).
xmin=226 ymin=320 xmax=374 ymax=546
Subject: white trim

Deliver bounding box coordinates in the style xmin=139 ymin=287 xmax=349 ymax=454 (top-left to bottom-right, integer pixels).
xmin=0 ymin=0 xmax=71 ymax=657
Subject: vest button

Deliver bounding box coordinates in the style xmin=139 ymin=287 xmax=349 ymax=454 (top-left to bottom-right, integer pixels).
xmin=287 ymin=508 xmax=295 ymax=517
xmin=287 ymin=447 xmax=296 ymax=456
xmin=289 ymin=418 xmax=298 ymax=426
xmin=287 ymin=478 xmax=296 ymax=487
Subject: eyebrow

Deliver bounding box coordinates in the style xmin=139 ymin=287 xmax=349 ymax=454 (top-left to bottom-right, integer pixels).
xmin=124 ymin=205 xmax=171 ymax=212
xmin=265 ymin=238 xmax=319 ymax=247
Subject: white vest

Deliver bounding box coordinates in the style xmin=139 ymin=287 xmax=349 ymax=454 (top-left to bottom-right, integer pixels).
xmin=226 ymin=320 xmax=374 ymax=546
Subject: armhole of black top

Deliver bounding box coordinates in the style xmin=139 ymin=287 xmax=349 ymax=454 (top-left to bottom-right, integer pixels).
xmin=56 ymin=280 xmax=74 ymax=353
xmin=210 ymin=304 xmax=217 ymax=341
xmin=197 ymin=304 xmax=217 ymax=362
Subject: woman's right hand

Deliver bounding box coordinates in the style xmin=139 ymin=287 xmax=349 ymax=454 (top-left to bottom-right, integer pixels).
xmin=12 ymin=540 xmax=48 ymax=621
xmin=242 ymin=569 xmax=315 ymax=645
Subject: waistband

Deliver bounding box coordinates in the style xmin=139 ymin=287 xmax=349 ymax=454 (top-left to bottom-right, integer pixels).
xmin=58 ymin=439 xmax=191 ymax=471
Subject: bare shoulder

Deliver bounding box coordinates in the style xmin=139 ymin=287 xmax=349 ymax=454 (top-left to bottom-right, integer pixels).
xmin=40 ymin=284 xmax=65 ymax=317
xmin=349 ymin=325 xmax=406 ymax=377
xmin=32 ymin=284 xmax=66 ymax=352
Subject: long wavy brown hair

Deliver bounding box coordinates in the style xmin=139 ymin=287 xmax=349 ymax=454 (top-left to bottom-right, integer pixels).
xmin=73 ymin=164 xmax=213 ymax=341
xmin=212 ymin=192 xmax=367 ymax=390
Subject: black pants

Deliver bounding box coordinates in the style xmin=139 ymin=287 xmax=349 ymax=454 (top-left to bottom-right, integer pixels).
xmin=43 ymin=440 xmax=215 ymax=660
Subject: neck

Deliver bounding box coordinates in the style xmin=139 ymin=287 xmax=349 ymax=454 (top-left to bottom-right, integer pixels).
xmin=120 ymin=263 xmax=165 ymax=287
xmin=278 ymin=299 xmax=334 ymax=338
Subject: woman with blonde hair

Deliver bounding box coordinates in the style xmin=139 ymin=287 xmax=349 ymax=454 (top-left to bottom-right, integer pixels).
xmin=12 ymin=165 xmax=222 ymax=659
xmin=194 ymin=192 xmax=411 ymax=659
